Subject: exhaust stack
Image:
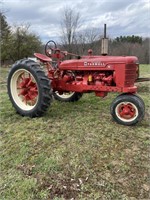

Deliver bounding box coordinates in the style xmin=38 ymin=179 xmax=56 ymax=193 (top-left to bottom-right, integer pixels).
xmin=101 ymin=24 xmax=109 ymax=56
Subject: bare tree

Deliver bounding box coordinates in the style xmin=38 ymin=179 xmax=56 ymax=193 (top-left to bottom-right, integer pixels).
xmin=60 ymin=7 xmax=81 ymax=53
xmin=109 ymin=37 xmax=150 ymax=64
xmin=75 ymin=28 xmax=101 ymax=55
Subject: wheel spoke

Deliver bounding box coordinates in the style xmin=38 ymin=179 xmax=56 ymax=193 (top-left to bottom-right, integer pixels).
xmin=14 ymin=71 xmax=38 ymax=107
xmin=31 ymin=99 xmax=36 ymax=106
xmin=17 ymin=87 xmax=24 ymax=90
xmin=22 ymin=96 xmax=27 ymax=105
xmin=18 ymin=89 xmax=26 ymax=96
xmin=26 ymin=79 xmax=32 ymax=87
xmin=20 ymin=73 xmax=25 ymax=80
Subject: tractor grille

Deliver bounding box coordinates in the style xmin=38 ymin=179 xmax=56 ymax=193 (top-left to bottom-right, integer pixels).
xmin=125 ymin=64 xmax=137 ymax=86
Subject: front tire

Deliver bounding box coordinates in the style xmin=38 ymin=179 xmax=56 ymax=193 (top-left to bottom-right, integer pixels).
xmin=7 ymin=59 xmax=52 ymax=117
xmin=110 ymin=94 xmax=145 ymax=125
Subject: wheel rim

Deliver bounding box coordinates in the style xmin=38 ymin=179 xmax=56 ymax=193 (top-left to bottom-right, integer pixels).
xmin=55 ymin=92 xmax=75 ymax=99
xmin=10 ymin=69 xmax=39 ymax=111
xmin=115 ymin=102 xmax=138 ymax=122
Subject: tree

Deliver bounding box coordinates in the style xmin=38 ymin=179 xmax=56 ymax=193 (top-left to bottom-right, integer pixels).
xmin=8 ymin=24 xmax=42 ymax=61
xmin=0 ymin=12 xmax=12 ymax=63
xmin=60 ymin=7 xmax=81 ymax=53
xmin=75 ymin=28 xmax=101 ymax=55
xmin=140 ymin=38 xmax=150 ymax=64
xmin=109 ymin=36 xmax=149 ymax=64
xmin=60 ymin=8 xmax=102 ymax=56
xmin=1 ymin=12 xmax=42 ymax=63
xmin=0 ymin=12 xmax=11 ymax=40
xmin=114 ymin=35 xmax=142 ymax=44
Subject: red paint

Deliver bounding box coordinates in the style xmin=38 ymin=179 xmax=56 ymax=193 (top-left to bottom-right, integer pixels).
xmin=117 ymin=103 xmax=136 ymax=120
xmin=17 ymin=75 xmax=38 ymax=104
xmin=34 ymin=48 xmax=139 ymax=98
xmin=34 ymin=53 xmax=52 ymax=62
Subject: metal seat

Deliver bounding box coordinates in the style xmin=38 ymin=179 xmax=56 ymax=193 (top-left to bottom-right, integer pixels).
xmin=34 ymin=53 xmax=52 ymax=62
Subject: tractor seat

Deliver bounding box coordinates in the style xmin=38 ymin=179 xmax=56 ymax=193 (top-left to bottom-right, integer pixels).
xmin=34 ymin=53 xmax=52 ymax=62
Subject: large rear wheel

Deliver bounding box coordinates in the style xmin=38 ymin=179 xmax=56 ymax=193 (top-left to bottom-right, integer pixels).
xmin=110 ymin=94 xmax=145 ymax=125
xmin=7 ymin=59 xmax=52 ymax=117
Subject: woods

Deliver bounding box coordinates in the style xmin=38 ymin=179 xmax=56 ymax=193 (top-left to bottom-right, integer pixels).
xmin=1 ymin=11 xmax=149 ymax=64
xmin=0 ymin=13 xmax=42 ymax=64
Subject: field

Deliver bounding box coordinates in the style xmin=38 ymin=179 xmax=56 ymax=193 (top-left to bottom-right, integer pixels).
xmin=0 ymin=65 xmax=150 ymax=200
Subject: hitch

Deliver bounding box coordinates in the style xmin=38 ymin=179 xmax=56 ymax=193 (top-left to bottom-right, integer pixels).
xmin=136 ymin=77 xmax=150 ymax=82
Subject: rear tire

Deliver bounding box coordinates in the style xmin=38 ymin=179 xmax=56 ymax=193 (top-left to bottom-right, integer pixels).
xmin=53 ymin=92 xmax=83 ymax=102
xmin=7 ymin=59 xmax=52 ymax=117
xmin=110 ymin=94 xmax=145 ymax=125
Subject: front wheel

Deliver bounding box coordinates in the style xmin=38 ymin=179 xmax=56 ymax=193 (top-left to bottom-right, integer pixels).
xmin=7 ymin=59 xmax=52 ymax=117
xmin=53 ymin=91 xmax=83 ymax=102
xmin=110 ymin=94 xmax=145 ymax=125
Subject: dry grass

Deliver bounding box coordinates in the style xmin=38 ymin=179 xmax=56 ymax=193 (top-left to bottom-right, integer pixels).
xmin=0 ymin=64 xmax=150 ymax=200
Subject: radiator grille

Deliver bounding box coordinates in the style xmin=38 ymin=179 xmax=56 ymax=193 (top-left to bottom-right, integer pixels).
xmin=125 ymin=64 xmax=137 ymax=86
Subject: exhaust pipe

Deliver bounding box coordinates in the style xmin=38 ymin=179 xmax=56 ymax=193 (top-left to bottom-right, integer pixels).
xmin=101 ymin=24 xmax=109 ymax=56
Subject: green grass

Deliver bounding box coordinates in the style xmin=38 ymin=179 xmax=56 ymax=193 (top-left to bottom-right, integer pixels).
xmin=0 ymin=65 xmax=150 ymax=199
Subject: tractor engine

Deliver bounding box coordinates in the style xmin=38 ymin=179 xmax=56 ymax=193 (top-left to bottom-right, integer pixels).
xmin=53 ymin=55 xmax=138 ymax=97
xmin=74 ymin=71 xmax=114 ymax=86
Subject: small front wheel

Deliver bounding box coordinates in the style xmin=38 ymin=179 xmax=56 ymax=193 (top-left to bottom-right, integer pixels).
xmin=110 ymin=94 xmax=145 ymax=125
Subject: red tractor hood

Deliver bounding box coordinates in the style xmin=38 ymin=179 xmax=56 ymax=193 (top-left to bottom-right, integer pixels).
xmin=59 ymin=56 xmax=138 ymax=70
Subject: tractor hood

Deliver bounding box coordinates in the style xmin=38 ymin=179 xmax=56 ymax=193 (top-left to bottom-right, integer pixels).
xmin=59 ymin=56 xmax=138 ymax=70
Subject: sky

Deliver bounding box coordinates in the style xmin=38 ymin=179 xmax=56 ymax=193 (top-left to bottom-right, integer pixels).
xmin=1 ymin=0 xmax=150 ymax=43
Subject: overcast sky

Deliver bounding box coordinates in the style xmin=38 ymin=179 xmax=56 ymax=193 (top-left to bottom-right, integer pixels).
xmin=2 ymin=0 xmax=150 ymax=43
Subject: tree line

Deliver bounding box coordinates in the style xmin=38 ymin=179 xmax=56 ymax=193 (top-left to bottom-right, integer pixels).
xmin=1 ymin=9 xmax=149 ymax=65
xmin=1 ymin=12 xmax=42 ymax=64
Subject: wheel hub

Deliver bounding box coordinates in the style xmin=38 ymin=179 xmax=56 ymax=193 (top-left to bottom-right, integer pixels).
xmin=18 ymin=77 xmax=38 ymax=103
xmin=118 ymin=103 xmax=136 ymax=119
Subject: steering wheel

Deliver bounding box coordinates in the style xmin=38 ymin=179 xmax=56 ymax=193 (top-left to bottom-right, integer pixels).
xmin=45 ymin=40 xmax=57 ymax=57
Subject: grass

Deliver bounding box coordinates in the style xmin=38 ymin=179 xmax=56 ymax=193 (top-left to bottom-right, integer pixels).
xmin=0 ymin=64 xmax=150 ymax=199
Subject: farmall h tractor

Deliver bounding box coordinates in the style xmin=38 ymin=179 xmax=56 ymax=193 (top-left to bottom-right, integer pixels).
xmin=7 ymin=25 xmax=147 ymax=126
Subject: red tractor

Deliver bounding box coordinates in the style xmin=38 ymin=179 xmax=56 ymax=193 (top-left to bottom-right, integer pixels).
xmin=7 ymin=33 xmax=146 ymax=126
